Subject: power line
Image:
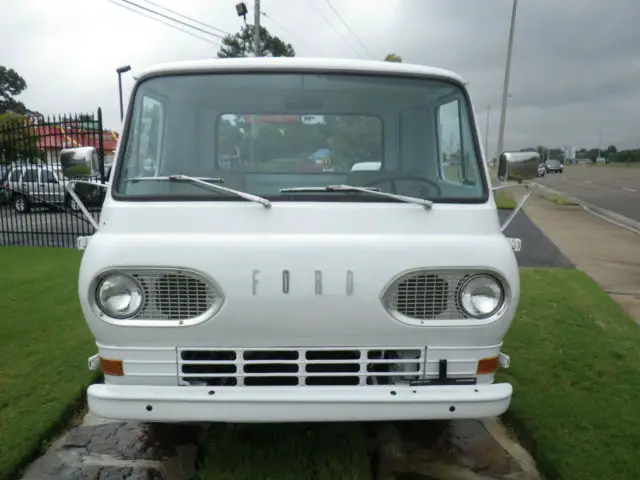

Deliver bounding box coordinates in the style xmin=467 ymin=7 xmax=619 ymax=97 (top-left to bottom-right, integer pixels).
xmin=138 ymin=0 xmax=230 ymax=36
xmin=305 ymin=0 xmax=364 ymax=58
xmin=261 ymin=11 xmax=323 ymax=56
xmin=323 ymin=0 xmax=374 ymax=59
xmin=107 ymin=0 xmax=221 ymax=46
xmin=113 ymin=0 xmax=225 ymax=39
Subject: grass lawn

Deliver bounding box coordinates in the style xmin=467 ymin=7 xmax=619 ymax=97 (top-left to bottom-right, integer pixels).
xmin=500 ymin=267 xmax=640 ymax=480
xmin=196 ymin=423 xmax=372 ymax=479
xmin=0 ymin=247 xmax=97 ymax=480
xmin=494 ymin=189 xmax=517 ymax=209
xmin=541 ymin=192 xmax=579 ymax=206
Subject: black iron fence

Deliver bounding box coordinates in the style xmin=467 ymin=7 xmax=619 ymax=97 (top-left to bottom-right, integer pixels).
xmin=0 ymin=109 xmax=109 ymax=248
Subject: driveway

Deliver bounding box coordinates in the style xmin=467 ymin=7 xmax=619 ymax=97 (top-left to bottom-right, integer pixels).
xmin=499 ymin=209 xmax=573 ymax=268
xmin=537 ymin=165 xmax=640 ymax=222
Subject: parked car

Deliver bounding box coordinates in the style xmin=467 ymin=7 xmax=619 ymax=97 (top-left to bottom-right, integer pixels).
xmin=537 ymin=163 xmax=546 ymax=177
xmin=545 ymin=159 xmax=563 ymax=174
xmin=2 ymin=164 xmax=104 ymax=213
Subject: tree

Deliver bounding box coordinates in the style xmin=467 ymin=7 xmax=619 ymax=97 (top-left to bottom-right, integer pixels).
xmin=0 ymin=112 xmax=38 ymax=165
xmin=218 ymin=24 xmax=295 ymax=58
xmin=325 ymin=116 xmax=382 ymax=168
xmin=0 ymin=66 xmax=29 ymax=115
xmin=535 ymin=145 xmax=548 ymax=162
xmin=384 ymin=53 xmax=402 ymax=62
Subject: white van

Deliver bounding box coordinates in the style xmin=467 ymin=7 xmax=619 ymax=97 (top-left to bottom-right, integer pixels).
xmin=76 ymin=57 xmax=538 ymax=423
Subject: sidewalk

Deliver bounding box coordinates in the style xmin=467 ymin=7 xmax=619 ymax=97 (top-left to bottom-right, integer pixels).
xmin=515 ymin=187 xmax=640 ymax=324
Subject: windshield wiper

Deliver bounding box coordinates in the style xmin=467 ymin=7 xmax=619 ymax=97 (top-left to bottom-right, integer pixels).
xmin=279 ymin=184 xmax=433 ymax=210
xmin=126 ymin=175 xmax=225 ymax=184
xmin=125 ymin=175 xmax=271 ymax=208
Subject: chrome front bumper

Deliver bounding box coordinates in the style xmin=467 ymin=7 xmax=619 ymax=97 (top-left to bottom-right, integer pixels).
xmin=87 ymin=383 xmax=513 ymax=423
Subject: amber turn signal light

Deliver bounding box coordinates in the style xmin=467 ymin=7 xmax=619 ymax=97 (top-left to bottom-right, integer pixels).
xmin=99 ymin=357 xmax=124 ymax=376
xmin=476 ymin=356 xmax=500 ymax=375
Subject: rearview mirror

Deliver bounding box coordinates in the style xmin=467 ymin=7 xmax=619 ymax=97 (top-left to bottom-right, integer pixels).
xmin=497 ymin=151 xmax=539 ymax=182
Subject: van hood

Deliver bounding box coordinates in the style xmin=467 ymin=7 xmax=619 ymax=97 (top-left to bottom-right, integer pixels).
xmin=79 ymin=200 xmax=519 ymax=348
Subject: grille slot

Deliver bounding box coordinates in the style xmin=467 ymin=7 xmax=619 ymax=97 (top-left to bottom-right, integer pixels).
xmin=178 ymin=347 xmax=426 ymax=387
xmin=117 ymin=270 xmax=221 ymax=321
xmin=385 ymin=270 xmax=477 ymax=320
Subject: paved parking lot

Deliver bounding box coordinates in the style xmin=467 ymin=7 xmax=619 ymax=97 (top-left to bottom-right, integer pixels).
xmin=0 ymin=205 xmax=98 ymax=248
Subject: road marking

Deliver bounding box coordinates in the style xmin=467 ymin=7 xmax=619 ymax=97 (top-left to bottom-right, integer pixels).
xmin=583 ymin=180 xmax=593 ymax=184
xmin=622 ymin=187 xmax=638 ymax=193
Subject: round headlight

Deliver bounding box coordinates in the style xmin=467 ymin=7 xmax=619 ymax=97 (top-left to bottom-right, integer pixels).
xmin=459 ymin=274 xmax=504 ymax=319
xmin=95 ymin=273 xmax=144 ymax=319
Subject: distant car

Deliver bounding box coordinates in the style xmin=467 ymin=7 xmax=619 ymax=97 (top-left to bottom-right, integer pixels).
xmin=545 ymin=159 xmax=563 ymax=174
xmin=537 ymin=163 xmax=546 ymax=177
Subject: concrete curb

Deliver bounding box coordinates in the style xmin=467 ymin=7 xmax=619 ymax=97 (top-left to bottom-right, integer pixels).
xmin=532 ymin=182 xmax=640 ymax=237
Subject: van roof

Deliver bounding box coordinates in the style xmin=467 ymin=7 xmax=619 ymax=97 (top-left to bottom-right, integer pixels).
xmin=135 ymin=57 xmax=466 ymax=85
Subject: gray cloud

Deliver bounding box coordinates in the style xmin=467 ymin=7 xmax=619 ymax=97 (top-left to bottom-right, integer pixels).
xmin=1 ymin=0 xmax=638 ymax=152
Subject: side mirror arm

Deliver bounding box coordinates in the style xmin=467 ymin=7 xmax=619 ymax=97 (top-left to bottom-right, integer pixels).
xmin=492 ymin=182 xmax=532 ymax=231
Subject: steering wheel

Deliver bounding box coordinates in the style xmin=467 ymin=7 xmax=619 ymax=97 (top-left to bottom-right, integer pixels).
xmin=362 ymin=174 xmax=442 ymax=196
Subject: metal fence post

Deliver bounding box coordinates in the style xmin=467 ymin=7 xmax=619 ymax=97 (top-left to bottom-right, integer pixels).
xmin=97 ymin=108 xmax=106 ymax=184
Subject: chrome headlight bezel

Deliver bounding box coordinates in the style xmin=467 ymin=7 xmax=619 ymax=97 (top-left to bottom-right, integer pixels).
xmin=380 ymin=267 xmax=512 ymax=326
xmin=94 ymin=273 xmax=145 ymax=320
xmin=87 ymin=267 xmax=226 ymax=327
xmin=457 ymin=273 xmax=505 ymax=319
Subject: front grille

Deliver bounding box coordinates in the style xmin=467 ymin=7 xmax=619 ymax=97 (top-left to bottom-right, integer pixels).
xmin=385 ymin=270 xmax=475 ymax=320
xmin=125 ymin=270 xmax=221 ymax=321
xmin=177 ymin=347 xmax=425 ymax=387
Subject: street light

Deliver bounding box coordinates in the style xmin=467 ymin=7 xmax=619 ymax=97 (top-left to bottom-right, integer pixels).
xmin=116 ymin=65 xmax=132 ymax=122
xmin=495 ymin=0 xmax=518 ymax=158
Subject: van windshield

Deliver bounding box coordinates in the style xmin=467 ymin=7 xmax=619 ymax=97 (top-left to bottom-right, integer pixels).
xmin=113 ymin=72 xmax=487 ymax=203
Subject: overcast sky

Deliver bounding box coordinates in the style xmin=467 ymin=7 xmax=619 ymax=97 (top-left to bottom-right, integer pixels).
xmin=2 ymin=0 xmax=638 ymax=154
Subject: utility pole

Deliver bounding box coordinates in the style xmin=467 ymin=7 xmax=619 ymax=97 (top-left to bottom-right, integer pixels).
xmin=485 ymin=105 xmax=491 ymax=164
xmin=496 ymin=0 xmax=518 ymax=158
xmin=253 ymin=0 xmax=260 ymax=56
xmin=249 ymin=0 xmax=261 ymax=166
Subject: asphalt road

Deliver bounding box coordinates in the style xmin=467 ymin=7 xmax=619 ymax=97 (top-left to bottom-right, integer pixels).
xmin=537 ymin=165 xmax=640 ymax=222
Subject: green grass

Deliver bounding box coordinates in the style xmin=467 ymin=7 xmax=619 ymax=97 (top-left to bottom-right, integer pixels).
xmin=196 ymin=423 xmax=372 ymax=480
xmin=499 ymin=268 xmax=640 ymax=480
xmin=494 ymin=189 xmax=517 ymax=209
xmin=541 ymin=192 xmax=579 ymax=206
xmin=0 ymin=247 xmax=97 ymax=480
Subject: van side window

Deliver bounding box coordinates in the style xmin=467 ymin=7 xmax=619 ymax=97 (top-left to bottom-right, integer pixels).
xmin=436 ymin=99 xmax=479 ymax=185
xmin=124 ymin=96 xmax=165 ymax=178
